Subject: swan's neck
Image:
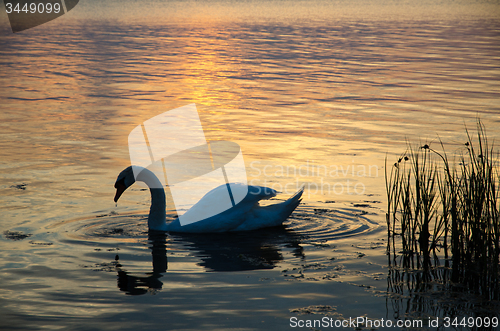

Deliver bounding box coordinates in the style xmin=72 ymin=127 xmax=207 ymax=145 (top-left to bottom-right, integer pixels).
xmin=135 ymin=168 xmax=167 ymax=231
xmin=148 ymin=188 xmax=167 ymax=231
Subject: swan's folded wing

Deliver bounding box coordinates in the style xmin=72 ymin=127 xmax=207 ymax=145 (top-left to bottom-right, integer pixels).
xmin=231 ymin=185 xmax=303 ymax=231
xmin=184 ymin=183 xmax=276 ymax=218
xmin=166 ymin=184 xmax=277 ymax=233
xmin=177 ymin=183 xmax=238 ymax=226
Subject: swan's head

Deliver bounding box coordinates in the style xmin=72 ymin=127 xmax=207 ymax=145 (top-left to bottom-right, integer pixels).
xmin=114 ymin=166 xmax=137 ymax=202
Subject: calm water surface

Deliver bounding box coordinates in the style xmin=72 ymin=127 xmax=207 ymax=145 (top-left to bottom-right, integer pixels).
xmin=1 ymin=1 xmax=499 ymax=330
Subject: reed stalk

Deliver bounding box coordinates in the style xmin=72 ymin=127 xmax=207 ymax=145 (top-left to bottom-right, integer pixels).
xmin=386 ymin=120 xmax=500 ymax=300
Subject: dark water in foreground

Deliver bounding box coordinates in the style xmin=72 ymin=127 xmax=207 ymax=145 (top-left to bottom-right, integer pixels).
xmin=1 ymin=1 xmax=499 ymax=330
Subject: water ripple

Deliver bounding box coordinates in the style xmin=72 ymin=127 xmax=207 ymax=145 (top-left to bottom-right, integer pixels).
xmin=52 ymin=205 xmax=379 ymax=246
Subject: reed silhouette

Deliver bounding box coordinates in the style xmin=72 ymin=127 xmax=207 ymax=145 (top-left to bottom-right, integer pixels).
xmin=386 ymin=120 xmax=499 ymax=304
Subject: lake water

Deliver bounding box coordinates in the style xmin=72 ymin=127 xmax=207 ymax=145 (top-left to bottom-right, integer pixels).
xmin=1 ymin=1 xmax=499 ymax=330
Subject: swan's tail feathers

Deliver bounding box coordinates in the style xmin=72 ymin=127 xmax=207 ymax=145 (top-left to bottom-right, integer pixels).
xmin=289 ymin=184 xmax=305 ymax=201
xmin=279 ymin=185 xmax=304 ymax=221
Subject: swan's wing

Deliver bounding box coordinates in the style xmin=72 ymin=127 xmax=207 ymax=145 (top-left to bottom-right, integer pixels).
xmin=231 ymin=185 xmax=304 ymax=231
xmin=180 ymin=183 xmax=241 ymax=218
xmin=166 ymin=184 xmax=277 ymax=233
xmin=183 ymin=183 xmax=276 ymax=218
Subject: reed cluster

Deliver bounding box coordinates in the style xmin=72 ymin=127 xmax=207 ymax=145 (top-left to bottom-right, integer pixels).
xmin=386 ymin=120 xmax=500 ymax=300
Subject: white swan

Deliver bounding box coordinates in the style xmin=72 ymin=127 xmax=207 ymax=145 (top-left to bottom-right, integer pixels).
xmin=114 ymin=166 xmax=304 ymax=233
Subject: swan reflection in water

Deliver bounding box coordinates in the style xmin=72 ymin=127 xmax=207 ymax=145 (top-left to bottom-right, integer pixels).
xmin=115 ymin=227 xmax=304 ymax=295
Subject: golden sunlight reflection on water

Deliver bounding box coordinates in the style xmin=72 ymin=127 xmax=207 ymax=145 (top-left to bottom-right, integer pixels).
xmin=0 ymin=1 xmax=499 ymax=329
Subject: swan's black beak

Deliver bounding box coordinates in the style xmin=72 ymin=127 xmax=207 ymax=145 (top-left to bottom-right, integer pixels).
xmin=114 ymin=180 xmax=127 ymax=203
